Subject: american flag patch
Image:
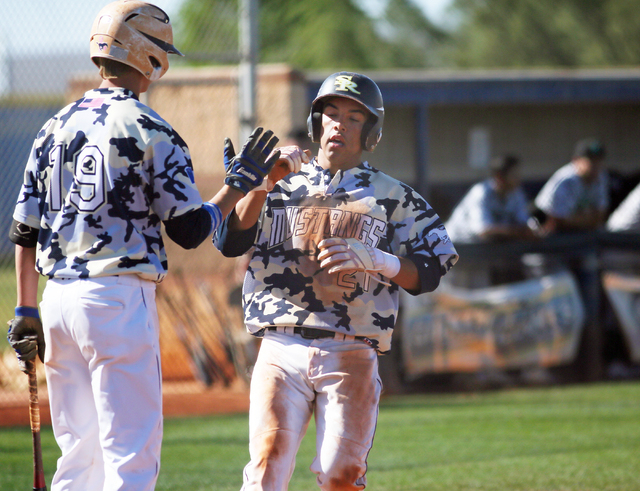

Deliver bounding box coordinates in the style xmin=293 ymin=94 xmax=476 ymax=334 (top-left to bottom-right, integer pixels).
xmin=79 ymin=98 xmax=105 ymax=108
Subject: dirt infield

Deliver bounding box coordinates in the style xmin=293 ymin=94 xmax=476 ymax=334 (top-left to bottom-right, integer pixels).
xmin=0 ymin=381 xmax=250 ymax=427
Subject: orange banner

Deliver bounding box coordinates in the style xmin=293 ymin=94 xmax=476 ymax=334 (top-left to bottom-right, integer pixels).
xmin=401 ymin=270 xmax=585 ymax=378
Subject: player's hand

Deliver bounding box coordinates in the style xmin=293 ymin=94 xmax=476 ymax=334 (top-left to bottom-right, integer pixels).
xmin=7 ymin=309 xmax=45 ymax=373
xmin=224 ymin=127 xmax=281 ymax=195
xmin=261 ymin=146 xmax=311 ymax=192
xmin=317 ymin=237 xmax=401 ymax=286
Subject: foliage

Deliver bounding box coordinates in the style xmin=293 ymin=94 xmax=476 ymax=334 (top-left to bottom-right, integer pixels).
xmin=175 ymin=0 xmax=449 ymax=70
xmin=175 ymin=0 xmax=640 ymax=70
xmin=175 ymin=0 xmax=240 ymax=64
xmin=448 ymin=0 xmax=640 ymax=68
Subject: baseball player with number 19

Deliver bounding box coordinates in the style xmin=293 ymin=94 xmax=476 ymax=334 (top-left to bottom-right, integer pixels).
xmin=6 ymin=2 xmax=280 ymax=490
xmin=214 ymin=72 xmax=458 ymax=490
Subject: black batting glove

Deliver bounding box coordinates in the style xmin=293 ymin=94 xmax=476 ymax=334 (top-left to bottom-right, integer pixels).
xmin=224 ymin=127 xmax=281 ymax=194
xmin=7 ymin=306 xmax=45 ymax=374
xmin=223 ymin=137 xmax=235 ymax=173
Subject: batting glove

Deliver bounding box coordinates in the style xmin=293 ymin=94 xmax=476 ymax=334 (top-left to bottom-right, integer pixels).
xmin=7 ymin=306 xmax=45 ymax=373
xmin=318 ymin=237 xmax=401 ymax=287
xmin=224 ymin=127 xmax=281 ymax=195
xmin=223 ymin=136 xmax=235 ymax=172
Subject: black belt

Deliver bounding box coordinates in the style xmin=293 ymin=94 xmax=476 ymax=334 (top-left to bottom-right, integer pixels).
xmin=267 ymin=326 xmax=367 ymax=341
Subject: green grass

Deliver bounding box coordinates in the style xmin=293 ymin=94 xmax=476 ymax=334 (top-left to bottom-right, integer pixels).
xmin=1 ymin=382 xmax=639 ymax=491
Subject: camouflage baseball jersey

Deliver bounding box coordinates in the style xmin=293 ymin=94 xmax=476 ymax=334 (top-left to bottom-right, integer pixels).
xmin=13 ymin=87 xmax=208 ymax=282
xmin=237 ymin=159 xmax=458 ymax=353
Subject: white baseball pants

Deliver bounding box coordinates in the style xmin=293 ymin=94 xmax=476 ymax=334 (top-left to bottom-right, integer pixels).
xmin=40 ymin=275 xmax=162 ymax=491
xmin=241 ymin=330 xmax=382 ymax=491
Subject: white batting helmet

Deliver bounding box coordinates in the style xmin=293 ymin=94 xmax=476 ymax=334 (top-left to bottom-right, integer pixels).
xmin=90 ymin=0 xmax=183 ymax=81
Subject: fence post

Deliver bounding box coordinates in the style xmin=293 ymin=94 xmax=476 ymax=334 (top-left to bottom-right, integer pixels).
xmin=575 ymin=249 xmax=604 ymax=381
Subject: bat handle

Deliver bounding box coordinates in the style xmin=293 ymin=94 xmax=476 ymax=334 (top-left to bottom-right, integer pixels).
xmin=28 ymin=361 xmax=47 ymax=491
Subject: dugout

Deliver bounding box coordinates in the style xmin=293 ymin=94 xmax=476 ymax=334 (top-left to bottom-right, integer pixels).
xmin=304 ymin=68 xmax=640 ymax=388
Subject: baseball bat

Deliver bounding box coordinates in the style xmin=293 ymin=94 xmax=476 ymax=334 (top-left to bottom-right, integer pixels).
xmin=27 ymin=360 xmax=47 ymax=491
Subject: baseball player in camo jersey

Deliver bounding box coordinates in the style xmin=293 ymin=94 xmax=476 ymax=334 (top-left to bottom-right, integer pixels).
xmin=214 ymin=72 xmax=458 ymax=491
xmin=6 ymin=2 xmax=279 ymax=490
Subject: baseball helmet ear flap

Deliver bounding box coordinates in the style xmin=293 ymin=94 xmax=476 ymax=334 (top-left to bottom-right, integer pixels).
xmin=361 ymin=116 xmax=382 ymax=152
xmin=306 ymin=100 xmax=325 ymax=143
xmin=308 ymin=72 xmax=384 ymax=152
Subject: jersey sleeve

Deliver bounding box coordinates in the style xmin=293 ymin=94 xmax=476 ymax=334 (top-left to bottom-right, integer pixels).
xmin=390 ymin=183 xmax=459 ymax=294
xmin=146 ymin=137 xmax=204 ymax=221
xmin=535 ymin=171 xmax=576 ymax=219
xmin=213 ymin=211 xmax=260 ymax=257
xmin=12 ymin=138 xmax=45 ymax=230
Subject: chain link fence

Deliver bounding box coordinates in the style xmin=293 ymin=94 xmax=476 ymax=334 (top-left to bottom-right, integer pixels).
xmin=0 ymin=0 xmax=256 ymax=416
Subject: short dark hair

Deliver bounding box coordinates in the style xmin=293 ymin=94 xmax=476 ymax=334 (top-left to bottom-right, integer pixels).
xmin=95 ymin=57 xmax=137 ymax=80
xmin=573 ymin=138 xmax=605 ymax=160
xmin=490 ymin=154 xmax=519 ymax=177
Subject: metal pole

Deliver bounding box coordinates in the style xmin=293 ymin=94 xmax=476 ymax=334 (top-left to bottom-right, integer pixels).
xmin=415 ymin=104 xmax=430 ymax=200
xmin=238 ymin=0 xmax=257 ymax=144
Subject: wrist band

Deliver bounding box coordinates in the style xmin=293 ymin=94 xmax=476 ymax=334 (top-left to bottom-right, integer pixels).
xmin=15 ymin=306 xmax=39 ymax=318
xmin=202 ymin=201 xmax=223 ymax=234
xmin=380 ymin=251 xmax=401 ymax=278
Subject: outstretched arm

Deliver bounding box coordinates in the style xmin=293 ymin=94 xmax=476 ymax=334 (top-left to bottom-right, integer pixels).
xmin=227 ymin=144 xmax=310 ymax=232
xmin=165 ymin=127 xmax=280 ymax=249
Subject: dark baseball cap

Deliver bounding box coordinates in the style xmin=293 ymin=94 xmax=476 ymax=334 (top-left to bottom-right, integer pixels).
xmin=489 ymin=154 xmax=519 ymax=176
xmin=573 ymin=138 xmax=606 ymax=160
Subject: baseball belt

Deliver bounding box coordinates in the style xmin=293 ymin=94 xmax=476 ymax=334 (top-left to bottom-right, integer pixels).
xmin=266 ymin=326 xmax=368 ymax=342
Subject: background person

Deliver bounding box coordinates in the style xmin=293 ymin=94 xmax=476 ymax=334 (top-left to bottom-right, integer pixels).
xmin=534 ymin=138 xmax=609 ymax=235
xmin=6 ymin=2 xmax=279 ymax=490
xmin=607 ymin=180 xmax=640 ymax=233
xmin=214 ymin=71 xmax=458 ymax=491
xmin=445 ymin=154 xmax=535 ymax=243
xmin=444 ymin=154 xmax=536 ymax=286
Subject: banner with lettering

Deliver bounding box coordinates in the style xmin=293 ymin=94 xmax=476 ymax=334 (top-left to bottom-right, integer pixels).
xmin=602 ymin=272 xmax=640 ymax=363
xmin=400 ymin=270 xmax=585 ymax=379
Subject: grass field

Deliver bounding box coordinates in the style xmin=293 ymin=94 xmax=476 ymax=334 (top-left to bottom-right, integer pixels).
xmin=1 ymin=381 xmax=639 ymax=491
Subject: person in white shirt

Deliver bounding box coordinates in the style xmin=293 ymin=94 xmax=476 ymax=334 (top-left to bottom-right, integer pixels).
xmin=607 ymin=181 xmax=640 ymax=233
xmin=535 ymin=138 xmax=609 ymax=234
xmin=446 ymin=155 xmax=535 ymax=243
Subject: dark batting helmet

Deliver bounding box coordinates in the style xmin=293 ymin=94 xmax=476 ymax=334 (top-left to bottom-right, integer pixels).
xmin=307 ymin=72 xmax=384 ymax=152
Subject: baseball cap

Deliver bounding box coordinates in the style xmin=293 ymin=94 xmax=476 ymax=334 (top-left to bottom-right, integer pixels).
xmin=489 ymin=154 xmax=519 ymax=176
xmin=573 ymin=138 xmax=606 ymax=160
